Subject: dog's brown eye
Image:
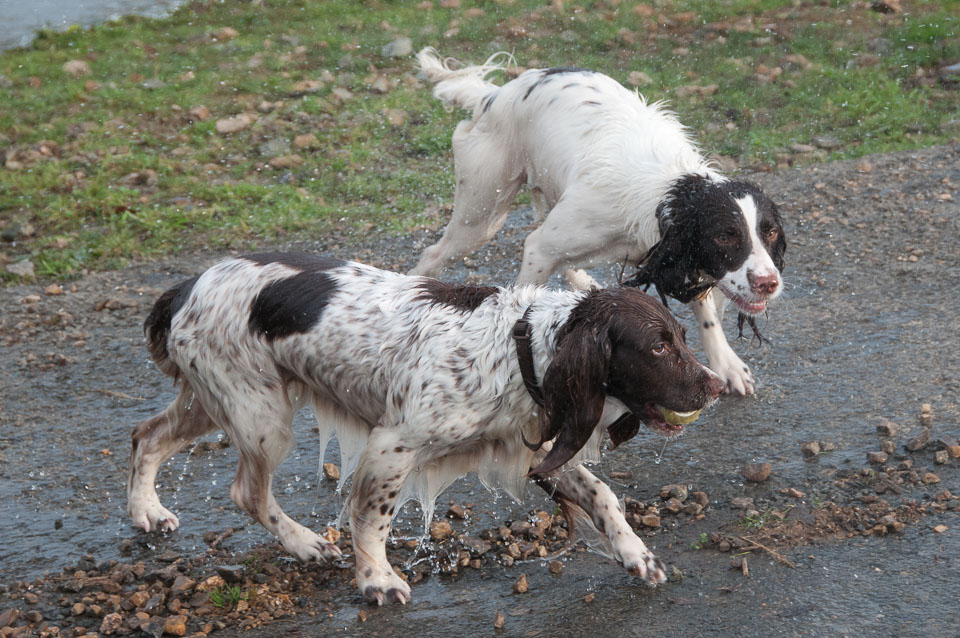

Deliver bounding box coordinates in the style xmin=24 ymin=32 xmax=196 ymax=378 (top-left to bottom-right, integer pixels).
xmin=652 ymin=343 xmax=667 ymax=355
xmin=765 ymin=228 xmax=779 ymax=241
xmin=716 ymin=231 xmax=736 ymax=245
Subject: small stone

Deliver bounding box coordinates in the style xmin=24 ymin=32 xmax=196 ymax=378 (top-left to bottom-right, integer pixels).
xmin=717 ymin=540 xmax=731 ymax=552
xmin=813 ymin=135 xmax=843 ymax=150
xmin=660 ymin=484 xmax=688 ymax=501
xmin=7 ymin=260 xmax=35 ymax=278
xmin=142 ymin=78 xmax=166 ymax=90
xmin=933 ymin=524 xmax=948 ymax=533
xmin=99 ymin=612 xmax=123 ymax=635
xmin=906 ymin=429 xmax=930 ymax=451
xmin=548 ymin=560 xmax=563 ymax=575
xmin=741 ymin=463 xmax=772 ymax=482
xmin=664 ymin=498 xmax=683 ymax=514
xmin=292 ymin=134 xmax=319 ymax=150
xmin=801 ymin=441 xmax=821 ymax=458
xmin=866 ymin=451 xmax=888 ymax=465
xmin=584 ymin=592 xmax=596 ymax=603
xmin=216 ymin=565 xmax=243 ymax=584
xmin=692 ymin=491 xmax=709 ymax=507
xmin=790 ymin=143 xmax=817 ymax=153
xmin=44 ymin=284 xmax=63 ymax=296
xmin=381 ymin=37 xmax=413 ymax=58
xmin=71 ymin=603 xmax=86 ymax=617
xmin=292 ymin=80 xmax=322 ymax=93
xmin=881 ymin=440 xmax=895 ymax=455
xmin=513 ymin=573 xmax=528 ymax=594
xmin=491 ymin=611 xmax=505 ymax=631
xmin=163 ymin=614 xmax=187 ymax=636
xmin=63 ymin=60 xmax=93 ymax=77
xmin=322 ymin=462 xmax=340 ymax=481
xmin=934 ymin=450 xmax=949 ymax=465
xmin=0 ymin=610 xmax=18 ymax=628
xmin=213 ymin=27 xmax=239 ymax=41
xmin=559 ymin=30 xmax=579 ymax=43
xmin=782 ymin=487 xmax=804 ymax=499
xmin=819 ymin=441 xmax=837 ymax=452
xmin=385 ymin=108 xmax=408 ymax=127
xmin=946 ymin=445 xmax=960 ymax=459
xmin=430 ymin=520 xmax=453 ymax=542
xmin=357 ymin=609 xmax=367 ymax=623
xmin=446 ymin=504 xmax=468 ymax=520
xmin=855 ymin=160 xmax=872 ymax=173
xmin=188 ymin=105 xmax=211 ymax=121
xmin=641 ymin=514 xmax=661 ymax=528
xmin=922 ymin=472 xmax=940 ymax=484
xmin=269 ymin=154 xmax=304 ymax=169
xmin=215 ymin=113 xmax=257 ymax=134
xmin=628 ymin=71 xmax=654 ymax=86
xmin=683 ymin=502 xmax=703 ymax=516
xmin=23 ymin=593 xmax=38 ymax=605
xmin=731 ymin=497 xmax=754 ymax=510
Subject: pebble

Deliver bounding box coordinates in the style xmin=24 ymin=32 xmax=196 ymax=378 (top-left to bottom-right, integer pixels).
xmin=215 ymin=113 xmax=257 ymax=134
xmin=866 ymin=451 xmax=888 ymax=465
xmin=381 ymin=37 xmax=412 ymax=58
xmin=584 ymin=592 xmax=595 ymax=603
xmin=660 ymin=484 xmax=688 ymax=501
xmin=946 ymin=445 xmax=960 ymax=459
xmin=932 ymin=524 xmax=948 ymax=533
xmin=934 ymin=450 xmax=949 ymax=465
xmin=880 ymin=440 xmax=895 ymax=455
xmin=922 ymin=472 xmax=940 ymax=484
xmin=731 ymin=497 xmax=754 ymax=510
xmin=357 ymin=609 xmax=367 ymax=623
xmin=493 ymin=610 xmax=505 ymax=629
xmin=628 ymin=71 xmax=654 ymax=86
xmin=63 ymin=60 xmax=92 ymax=77
xmin=741 ymin=462 xmax=772 ymax=482
xmin=322 ymin=463 xmax=340 ymax=481
xmin=906 ymin=429 xmax=930 ymax=451
xmin=548 ymin=560 xmax=563 ymax=575
xmin=782 ymin=488 xmax=805 ymax=499
xmin=163 ymin=614 xmax=187 ymax=636
xmin=446 ymin=504 xmax=468 ymax=519
xmin=7 ymin=260 xmax=35 ymax=278
xmin=213 ymin=26 xmax=239 ymax=40
xmin=512 ymin=574 xmax=528 ymax=594
xmin=99 ymin=612 xmax=123 ymax=635
xmin=801 ymin=441 xmax=821 ymax=458
xmin=813 ymin=135 xmax=843 ymax=150
xmin=292 ymin=134 xmax=319 ymax=150
xmin=385 ymin=108 xmax=409 ymax=127
xmin=876 ymin=419 xmax=901 ymax=436
xmin=641 ymin=514 xmax=661 ymax=528
xmin=692 ymin=491 xmax=709 ymax=507
xmin=269 ymin=154 xmax=304 ymax=169
xmin=189 ymin=105 xmax=212 ymax=121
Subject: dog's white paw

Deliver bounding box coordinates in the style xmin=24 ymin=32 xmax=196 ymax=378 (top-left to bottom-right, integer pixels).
xmin=358 ymin=565 xmax=412 ymax=606
xmin=619 ymin=548 xmax=667 ymax=586
xmin=129 ymin=498 xmax=180 ymax=534
xmin=281 ymin=527 xmax=342 ymax=564
xmin=707 ymin=349 xmax=755 ymax=396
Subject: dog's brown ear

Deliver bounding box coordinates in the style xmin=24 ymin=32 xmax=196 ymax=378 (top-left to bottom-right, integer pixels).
xmin=528 ymin=322 xmax=610 ymax=476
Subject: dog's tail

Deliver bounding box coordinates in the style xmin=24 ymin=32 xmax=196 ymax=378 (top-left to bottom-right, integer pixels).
xmin=143 ymin=275 xmax=199 ymax=380
xmin=417 ymin=46 xmax=514 ymax=112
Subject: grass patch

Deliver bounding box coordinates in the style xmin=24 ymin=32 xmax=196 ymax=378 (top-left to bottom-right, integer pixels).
xmin=0 ymin=0 xmax=957 ymax=278
xmin=208 ymin=585 xmax=248 ymax=609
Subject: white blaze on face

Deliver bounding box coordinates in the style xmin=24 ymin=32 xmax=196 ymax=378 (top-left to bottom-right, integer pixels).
xmin=718 ymin=195 xmax=782 ymax=310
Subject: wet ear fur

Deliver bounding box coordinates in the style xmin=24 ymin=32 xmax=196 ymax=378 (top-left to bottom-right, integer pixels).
xmin=527 ymin=322 xmax=611 ymax=476
xmin=623 ymin=212 xmax=709 ymax=304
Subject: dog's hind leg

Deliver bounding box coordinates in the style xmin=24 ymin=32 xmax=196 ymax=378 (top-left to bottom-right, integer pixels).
xmin=226 ymin=400 xmax=341 ymax=564
xmin=533 ymin=464 xmax=667 ymax=586
xmin=409 ymin=120 xmax=523 ymax=277
xmin=128 ymin=383 xmax=217 ymax=533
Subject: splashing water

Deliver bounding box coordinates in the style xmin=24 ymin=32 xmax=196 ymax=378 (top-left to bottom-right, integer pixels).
xmin=654 ymin=438 xmax=669 ymax=465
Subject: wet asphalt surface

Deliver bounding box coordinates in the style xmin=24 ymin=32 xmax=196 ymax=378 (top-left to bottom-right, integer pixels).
xmin=1 ymin=144 xmax=959 ymax=636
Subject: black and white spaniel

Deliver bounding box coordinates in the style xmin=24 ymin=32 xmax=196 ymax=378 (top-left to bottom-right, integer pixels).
xmin=409 ymin=48 xmax=787 ymax=395
xmin=129 ymin=253 xmax=723 ymax=605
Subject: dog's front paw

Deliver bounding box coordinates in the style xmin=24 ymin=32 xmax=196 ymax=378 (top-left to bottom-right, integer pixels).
xmin=281 ymin=528 xmax=342 ymax=564
xmin=707 ymin=350 xmax=755 ymax=396
xmin=129 ymin=498 xmax=180 ymax=534
xmin=359 ymin=566 xmax=412 ymax=606
xmin=619 ymin=548 xmax=667 ymax=586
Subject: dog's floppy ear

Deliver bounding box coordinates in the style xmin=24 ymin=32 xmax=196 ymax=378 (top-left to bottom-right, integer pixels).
xmin=623 ymin=211 xmax=707 ymax=303
xmin=528 ymin=321 xmax=611 ymax=476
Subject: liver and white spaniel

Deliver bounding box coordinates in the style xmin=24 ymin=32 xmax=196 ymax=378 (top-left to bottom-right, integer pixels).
xmin=410 ymin=48 xmax=786 ymax=395
xmin=129 ymin=253 xmax=723 ymax=605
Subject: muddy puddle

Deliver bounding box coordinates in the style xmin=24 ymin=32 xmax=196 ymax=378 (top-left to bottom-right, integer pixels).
xmin=1 ymin=145 xmax=959 ymax=635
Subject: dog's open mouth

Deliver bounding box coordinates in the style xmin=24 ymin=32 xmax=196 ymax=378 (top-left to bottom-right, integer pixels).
xmin=717 ymin=283 xmax=768 ymax=316
xmin=641 ymin=403 xmax=700 ymax=436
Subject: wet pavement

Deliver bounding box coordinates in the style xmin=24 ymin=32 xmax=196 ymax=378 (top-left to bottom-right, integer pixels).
xmin=0 ymin=144 xmax=958 ymax=636
xmin=0 ymin=0 xmax=184 ymax=51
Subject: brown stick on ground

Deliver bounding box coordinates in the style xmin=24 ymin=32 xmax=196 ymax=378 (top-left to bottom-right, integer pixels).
xmin=738 ymin=535 xmax=796 ymax=569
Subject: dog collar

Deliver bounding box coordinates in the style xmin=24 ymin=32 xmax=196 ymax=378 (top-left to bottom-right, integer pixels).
xmin=512 ymin=306 xmax=545 ymax=407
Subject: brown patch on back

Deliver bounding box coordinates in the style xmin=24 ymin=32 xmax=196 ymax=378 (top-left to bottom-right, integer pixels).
xmin=415 ymin=279 xmax=498 ymax=312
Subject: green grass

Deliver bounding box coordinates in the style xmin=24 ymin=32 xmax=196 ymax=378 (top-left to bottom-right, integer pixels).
xmin=0 ymin=0 xmax=958 ymax=278
xmin=208 ymin=584 xmax=248 ymax=609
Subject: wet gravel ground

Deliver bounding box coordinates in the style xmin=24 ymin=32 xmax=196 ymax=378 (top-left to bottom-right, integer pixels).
xmin=1 ymin=143 xmax=959 ymax=637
